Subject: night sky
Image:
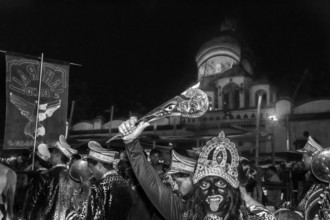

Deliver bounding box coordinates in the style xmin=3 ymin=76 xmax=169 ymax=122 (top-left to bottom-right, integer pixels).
xmin=0 ymin=0 xmax=330 ymax=126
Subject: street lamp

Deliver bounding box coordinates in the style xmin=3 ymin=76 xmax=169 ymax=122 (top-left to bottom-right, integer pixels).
xmin=255 ymin=94 xmax=262 ymax=167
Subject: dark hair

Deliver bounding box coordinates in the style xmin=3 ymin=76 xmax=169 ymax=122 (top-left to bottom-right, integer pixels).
xmin=35 ymin=154 xmax=50 ymax=168
xmin=238 ymin=158 xmax=257 ymax=186
xmin=303 ymin=131 xmax=310 ymax=138
xmin=117 ymin=160 xmax=132 ymax=179
xmin=267 ymin=165 xmax=277 ymax=173
xmin=52 ymin=148 xmax=70 ymax=164
xmin=150 ymin=148 xmax=161 ymax=156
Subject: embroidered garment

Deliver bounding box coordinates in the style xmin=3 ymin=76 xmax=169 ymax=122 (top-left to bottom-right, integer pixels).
xmin=30 ymin=166 xmax=79 ymax=220
xmin=296 ymin=171 xmax=326 ymax=213
xmin=79 ymin=171 xmax=131 ymax=220
xmin=21 ymin=169 xmax=48 ymax=220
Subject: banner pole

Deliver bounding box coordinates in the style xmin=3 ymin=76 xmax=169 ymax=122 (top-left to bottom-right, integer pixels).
xmin=32 ymin=53 xmax=44 ymax=171
xmin=69 ymin=100 xmax=75 ymax=128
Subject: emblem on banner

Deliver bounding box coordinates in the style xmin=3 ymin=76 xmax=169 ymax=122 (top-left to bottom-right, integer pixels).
xmin=10 ymin=92 xmax=61 ymax=138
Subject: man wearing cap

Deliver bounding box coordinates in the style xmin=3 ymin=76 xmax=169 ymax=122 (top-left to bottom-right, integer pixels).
xmin=118 ymin=117 xmax=196 ymax=220
xmin=296 ymin=136 xmax=328 ymax=212
xmin=30 ymin=135 xmax=80 ymax=220
xmin=282 ymin=136 xmax=327 ymax=214
xmin=68 ymin=140 xmax=131 ymax=220
xmin=162 ymin=150 xmax=196 ymax=198
xmin=22 ymin=143 xmax=51 ymax=220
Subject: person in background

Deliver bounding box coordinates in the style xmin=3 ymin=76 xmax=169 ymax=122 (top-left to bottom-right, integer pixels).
xmin=68 ymin=141 xmax=132 ymax=220
xmin=21 ymin=143 xmax=51 ymax=220
xmin=291 ymin=160 xmax=306 ymax=203
xmin=295 ymin=136 xmax=327 ymax=213
xmin=30 ymin=135 xmax=79 ymax=220
xmin=149 ymin=149 xmax=165 ymax=176
xmin=265 ymin=165 xmax=282 ymax=209
xmin=119 ymin=117 xmax=195 ymax=220
xmin=118 ymin=152 xmax=158 ymax=220
xmin=238 ymin=157 xmax=272 ymax=218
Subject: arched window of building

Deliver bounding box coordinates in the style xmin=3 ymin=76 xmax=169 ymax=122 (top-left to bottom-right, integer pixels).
xmin=255 ymin=89 xmax=267 ymax=107
xmin=222 ymin=82 xmax=240 ymax=110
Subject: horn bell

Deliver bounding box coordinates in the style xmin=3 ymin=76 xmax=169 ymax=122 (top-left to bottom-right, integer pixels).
xmin=69 ymin=158 xmax=93 ymax=182
xmin=311 ymin=148 xmax=330 ymax=183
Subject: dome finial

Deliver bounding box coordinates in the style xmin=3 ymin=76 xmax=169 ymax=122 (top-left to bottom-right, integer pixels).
xmin=220 ymin=18 xmax=237 ymax=32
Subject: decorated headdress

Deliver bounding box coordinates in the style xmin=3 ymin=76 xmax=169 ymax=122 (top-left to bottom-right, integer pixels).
xmin=88 ymin=141 xmax=118 ymax=164
xmin=193 ymin=131 xmax=239 ymax=188
xmin=36 ymin=143 xmax=51 ymax=162
xmin=55 ymin=135 xmax=78 ymax=158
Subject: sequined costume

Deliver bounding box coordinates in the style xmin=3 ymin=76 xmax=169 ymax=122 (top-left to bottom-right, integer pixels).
xmin=21 ymin=168 xmax=47 ymax=220
xmin=296 ymin=171 xmax=326 ymax=213
xmin=30 ymin=165 xmax=79 ymax=220
xmin=78 ymin=170 xmax=132 ymax=220
xmin=126 ymin=139 xmax=275 ymax=220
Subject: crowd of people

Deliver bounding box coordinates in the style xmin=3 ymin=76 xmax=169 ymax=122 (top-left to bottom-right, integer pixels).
xmin=0 ymin=117 xmax=329 ymax=219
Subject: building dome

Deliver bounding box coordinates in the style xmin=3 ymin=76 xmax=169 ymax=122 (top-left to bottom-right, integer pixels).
xmin=195 ymin=30 xmax=241 ymax=80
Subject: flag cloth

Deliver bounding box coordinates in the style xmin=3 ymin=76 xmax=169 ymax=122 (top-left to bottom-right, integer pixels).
xmin=4 ymin=54 xmax=70 ymax=149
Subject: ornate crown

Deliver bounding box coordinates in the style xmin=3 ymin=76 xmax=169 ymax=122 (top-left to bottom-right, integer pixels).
xmin=192 ymin=131 xmax=239 ymax=188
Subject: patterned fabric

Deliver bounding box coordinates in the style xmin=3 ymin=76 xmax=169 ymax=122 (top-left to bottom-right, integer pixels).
xmin=296 ymin=182 xmax=325 ymax=213
xmin=30 ymin=166 xmax=79 ymax=220
xmin=295 ymin=171 xmax=326 ymax=213
xmin=79 ymin=171 xmax=131 ymax=220
xmin=246 ymin=206 xmax=276 ymax=220
xmin=21 ymin=169 xmax=48 ymax=220
xmin=183 ymin=206 xmax=275 ymax=220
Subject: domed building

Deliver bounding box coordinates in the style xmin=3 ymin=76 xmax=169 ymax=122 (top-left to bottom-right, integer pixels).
xmin=70 ymin=20 xmax=330 ymax=164
xmin=181 ymin=20 xmax=279 ymax=159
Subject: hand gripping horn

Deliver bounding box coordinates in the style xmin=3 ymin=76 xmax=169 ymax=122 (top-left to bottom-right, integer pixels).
xmin=107 ymin=82 xmax=209 ymax=143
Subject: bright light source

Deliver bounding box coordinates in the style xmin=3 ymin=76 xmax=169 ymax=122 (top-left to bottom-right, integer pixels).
xmin=269 ymin=115 xmax=278 ymax=121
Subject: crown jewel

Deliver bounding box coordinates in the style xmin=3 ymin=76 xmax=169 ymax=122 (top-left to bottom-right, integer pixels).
xmin=192 ymin=131 xmax=239 ymax=188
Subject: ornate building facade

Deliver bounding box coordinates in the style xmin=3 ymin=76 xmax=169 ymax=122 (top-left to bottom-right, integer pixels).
xmin=70 ymin=21 xmax=330 ymax=162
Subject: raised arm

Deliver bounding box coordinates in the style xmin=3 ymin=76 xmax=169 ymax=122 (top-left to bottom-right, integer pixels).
xmin=119 ymin=117 xmax=183 ymax=220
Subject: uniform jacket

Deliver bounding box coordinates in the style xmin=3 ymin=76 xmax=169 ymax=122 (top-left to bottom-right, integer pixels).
xmin=79 ymin=171 xmax=132 ymax=220
xmin=30 ymin=165 xmax=79 ymax=220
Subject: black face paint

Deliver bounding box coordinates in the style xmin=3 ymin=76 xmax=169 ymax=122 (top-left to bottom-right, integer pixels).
xmin=198 ymin=176 xmax=230 ymax=213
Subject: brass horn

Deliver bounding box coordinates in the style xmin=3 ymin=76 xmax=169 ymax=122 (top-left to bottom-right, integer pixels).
xmin=299 ymin=136 xmax=324 ymax=155
xmin=311 ymin=148 xmax=330 ymax=183
xmin=304 ymin=188 xmax=324 ymax=220
xmin=69 ymin=158 xmax=93 ymax=182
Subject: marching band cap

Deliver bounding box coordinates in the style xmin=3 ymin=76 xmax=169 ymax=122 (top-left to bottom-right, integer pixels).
xmin=88 ymin=141 xmax=118 ymax=164
xmin=166 ymin=150 xmax=196 ymax=175
xmin=55 ymin=135 xmax=78 ymax=158
xmin=297 ymin=136 xmax=323 ymax=156
xmin=36 ymin=143 xmax=51 ymax=162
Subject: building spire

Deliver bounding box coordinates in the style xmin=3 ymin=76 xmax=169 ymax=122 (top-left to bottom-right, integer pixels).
xmin=220 ymin=18 xmax=237 ymax=32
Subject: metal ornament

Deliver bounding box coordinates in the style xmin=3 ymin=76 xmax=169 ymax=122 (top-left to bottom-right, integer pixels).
xmin=137 ymin=82 xmax=208 ymax=123
xmin=107 ymin=82 xmax=209 ymax=142
xmin=311 ymin=148 xmax=330 ymax=183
